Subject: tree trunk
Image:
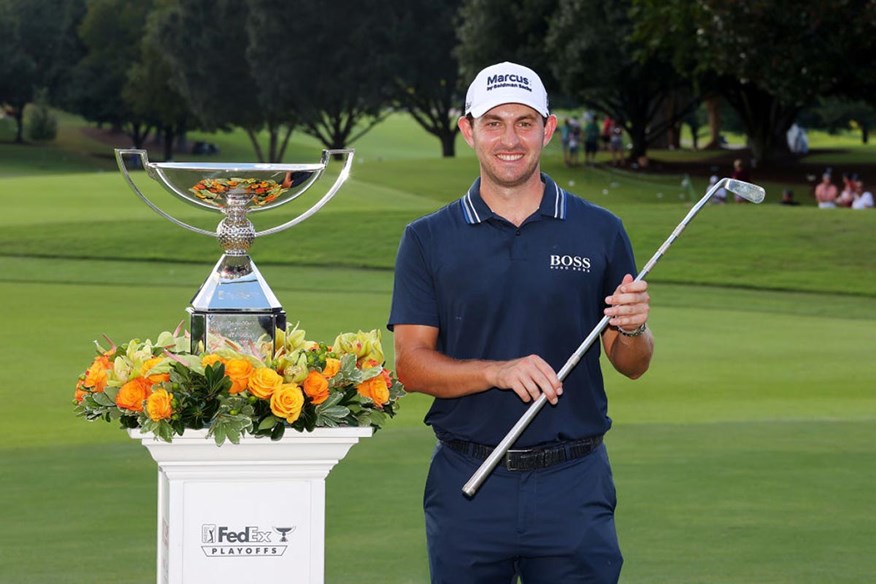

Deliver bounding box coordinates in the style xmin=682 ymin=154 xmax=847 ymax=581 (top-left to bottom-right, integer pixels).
xmin=162 ymin=125 xmax=175 ymax=161
xmin=703 ymin=97 xmax=721 ymax=149
xmin=862 ymin=125 xmax=869 ymax=144
xmin=722 ymin=83 xmax=797 ymax=165
xmin=440 ymin=132 xmax=456 ymax=157
xmin=13 ymin=104 xmax=25 ymax=143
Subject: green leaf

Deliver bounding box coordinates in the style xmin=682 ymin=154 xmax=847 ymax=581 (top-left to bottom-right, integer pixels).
xmin=92 ymin=392 xmax=115 ymax=407
xmin=211 ymin=426 xmax=227 ymax=446
xmin=258 ymin=416 xmax=280 ymax=431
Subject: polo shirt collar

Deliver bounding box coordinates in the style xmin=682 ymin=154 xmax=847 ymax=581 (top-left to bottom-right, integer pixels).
xmin=460 ymin=173 xmax=567 ymax=225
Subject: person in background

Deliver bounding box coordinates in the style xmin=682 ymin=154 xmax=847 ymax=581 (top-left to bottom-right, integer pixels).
xmin=561 ymin=118 xmax=572 ymax=166
xmin=837 ymin=172 xmax=856 ymax=208
xmin=709 ymin=175 xmax=727 ymax=204
xmin=388 ymin=61 xmax=653 ymax=584
xmin=813 ymin=170 xmax=838 ymax=208
xmin=609 ymin=122 xmax=625 ymax=167
xmin=780 ymin=189 xmax=800 ymax=206
xmin=851 ymin=176 xmax=874 ymax=209
xmin=568 ymin=117 xmax=581 ymax=167
xmin=583 ymin=113 xmax=600 ymax=165
xmin=601 ymin=116 xmax=614 ymax=151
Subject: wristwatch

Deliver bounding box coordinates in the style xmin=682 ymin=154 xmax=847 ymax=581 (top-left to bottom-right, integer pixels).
xmin=617 ymin=322 xmax=647 ymax=337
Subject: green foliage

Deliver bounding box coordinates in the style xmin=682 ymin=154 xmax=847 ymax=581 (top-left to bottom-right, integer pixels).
xmin=25 ymin=89 xmax=58 ymax=142
xmin=73 ymin=328 xmax=406 ymax=445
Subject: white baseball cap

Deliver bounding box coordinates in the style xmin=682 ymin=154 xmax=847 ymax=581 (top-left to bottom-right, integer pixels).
xmin=464 ymin=62 xmax=549 ymax=118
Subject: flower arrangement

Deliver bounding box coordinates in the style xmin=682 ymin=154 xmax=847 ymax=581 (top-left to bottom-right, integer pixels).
xmin=189 ymin=177 xmax=287 ymax=206
xmin=74 ymin=324 xmax=405 ymax=445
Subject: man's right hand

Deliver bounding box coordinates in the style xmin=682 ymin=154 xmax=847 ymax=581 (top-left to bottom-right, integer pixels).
xmin=488 ymin=355 xmax=563 ymax=405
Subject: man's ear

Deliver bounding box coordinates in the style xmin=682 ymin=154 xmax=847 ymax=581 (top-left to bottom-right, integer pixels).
xmin=458 ymin=115 xmax=475 ymax=148
xmin=543 ymin=114 xmax=558 ymax=146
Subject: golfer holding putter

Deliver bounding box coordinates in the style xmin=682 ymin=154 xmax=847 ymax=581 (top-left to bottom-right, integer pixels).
xmin=388 ymin=62 xmax=654 ymax=584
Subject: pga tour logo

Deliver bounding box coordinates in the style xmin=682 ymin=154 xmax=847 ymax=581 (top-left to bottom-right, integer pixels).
xmin=201 ymin=524 xmax=296 ymax=558
xmin=550 ymin=254 xmax=591 ymax=272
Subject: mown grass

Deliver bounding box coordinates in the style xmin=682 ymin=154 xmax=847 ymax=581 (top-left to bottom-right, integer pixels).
xmin=0 ymin=110 xmax=874 ymax=583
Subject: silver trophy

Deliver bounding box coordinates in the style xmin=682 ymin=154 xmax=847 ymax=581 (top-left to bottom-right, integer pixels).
xmin=116 ymin=148 xmax=354 ymax=355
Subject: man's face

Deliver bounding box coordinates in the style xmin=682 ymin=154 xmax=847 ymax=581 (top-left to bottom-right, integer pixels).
xmin=459 ymin=103 xmax=557 ymax=190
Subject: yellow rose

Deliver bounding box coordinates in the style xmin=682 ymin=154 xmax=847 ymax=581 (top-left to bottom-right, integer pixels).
xmin=270 ymin=383 xmax=305 ymax=423
xmin=201 ymin=354 xmax=225 ymax=369
xmin=225 ymin=358 xmax=254 ymax=395
xmin=146 ymin=388 xmax=173 ymax=421
xmin=116 ymin=377 xmax=152 ymax=412
xmin=302 ymin=371 xmax=330 ymax=405
xmin=357 ymin=375 xmax=390 ymax=407
xmin=248 ymin=367 xmax=283 ymax=399
xmin=322 ymin=358 xmax=341 ymax=379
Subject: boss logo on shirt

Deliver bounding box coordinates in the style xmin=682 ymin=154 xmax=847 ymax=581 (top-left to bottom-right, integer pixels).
xmin=549 ymin=254 xmax=591 ymax=272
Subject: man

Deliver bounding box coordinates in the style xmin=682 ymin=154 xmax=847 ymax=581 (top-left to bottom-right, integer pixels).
xmin=813 ymin=171 xmax=838 ymax=208
xmin=388 ymin=62 xmax=653 ymax=584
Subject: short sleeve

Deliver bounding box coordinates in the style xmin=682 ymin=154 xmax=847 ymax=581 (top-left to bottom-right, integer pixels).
xmin=387 ymin=224 xmax=440 ymax=331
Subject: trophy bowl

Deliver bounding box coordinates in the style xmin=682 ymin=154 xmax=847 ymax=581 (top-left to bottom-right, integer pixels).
xmin=116 ymin=148 xmax=355 ymax=356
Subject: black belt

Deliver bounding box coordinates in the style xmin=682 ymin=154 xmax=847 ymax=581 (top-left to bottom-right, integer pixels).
xmin=442 ymin=435 xmax=604 ymax=472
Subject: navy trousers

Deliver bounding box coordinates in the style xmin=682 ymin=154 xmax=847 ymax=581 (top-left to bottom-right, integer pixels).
xmin=424 ymin=441 xmax=622 ymax=584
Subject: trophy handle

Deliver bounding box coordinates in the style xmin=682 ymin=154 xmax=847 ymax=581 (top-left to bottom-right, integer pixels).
xmin=115 ymin=148 xmax=216 ymax=237
xmin=255 ymin=149 xmax=355 ymax=238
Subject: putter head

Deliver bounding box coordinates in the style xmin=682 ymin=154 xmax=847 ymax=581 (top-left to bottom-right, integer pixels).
xmin=725 ymin=179 xmax=766 ymax=204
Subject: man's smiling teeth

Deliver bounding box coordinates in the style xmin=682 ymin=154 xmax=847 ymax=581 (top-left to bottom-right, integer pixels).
xmin=497 ymin=154 xmax=524 ymax=161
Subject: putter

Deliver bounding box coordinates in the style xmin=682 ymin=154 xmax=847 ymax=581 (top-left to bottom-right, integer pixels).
xmin=462 ymin=177 xmax=765 ymax=497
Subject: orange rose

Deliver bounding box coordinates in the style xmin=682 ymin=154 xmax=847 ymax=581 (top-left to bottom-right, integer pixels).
xmin=322 ymin=358 xmax=341 ymax=379
xmin=225 ymin=359 xmax=254 ymax=394
xmin=141 ymin=357 xmax=170 ymax=385
xmin=302 ymin=371 xmax=330 ymax=405
xmin=116 ymin=377 xmax=153 ymax=412
xmin=83 ymin=355 xmax=111 ymax=392
xmin=146 ymin=388 xmax=173 ymax=421
xmin=74 ymin=384 xmax=87 ymax=404
xmin=248 ymin=367 xmax=283 ymax=399
xmin=270 ymin=383 xmax=305 ymax=423
xmin=357 ymin=375 xmax=390 ymax=407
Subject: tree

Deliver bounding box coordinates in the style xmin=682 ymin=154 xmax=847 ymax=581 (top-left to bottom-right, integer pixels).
xmin=0 ymin=0 xmax=85 ymax=143
xmin=391 ymin=0 xmax=464 ymax=157
xmin=802 ymin=98 xmax=876 ymax=144
xmin=124 ymin=6 xmax=192 ymax=161
xmin=632 ymin=0 xmax=876 ymax=164
xmin=546 ymin=0 xmax=697 ymax=161
xmin=455 ymin=0 xmax=560 ymax=87
xmin=67 ymin=0 xmax=154 ymax=148
xmin=246 ymin=0 xmax=398 ymax=153
xmin=150 ymin=0 xmax=290 ymax=162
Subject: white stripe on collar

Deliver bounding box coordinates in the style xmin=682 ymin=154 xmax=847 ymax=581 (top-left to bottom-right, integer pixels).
xmin=463 ymin=190 xmax=481 ymax=224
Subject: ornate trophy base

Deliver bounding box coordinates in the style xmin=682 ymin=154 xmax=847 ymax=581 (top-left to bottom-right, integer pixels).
xmin=130 ymin=428 xmax=373 ymax=584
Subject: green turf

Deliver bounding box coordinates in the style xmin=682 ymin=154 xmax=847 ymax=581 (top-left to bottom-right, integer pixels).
xmin=0 ymin=111 xmax=874 ymax=583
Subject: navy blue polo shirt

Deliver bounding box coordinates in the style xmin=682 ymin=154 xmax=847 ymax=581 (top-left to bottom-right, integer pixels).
xmin=388 ymin=173 xmax=637 ymax=447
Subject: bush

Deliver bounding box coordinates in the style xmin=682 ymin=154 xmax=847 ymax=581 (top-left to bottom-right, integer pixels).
xmin=26 ymin=88 xmax=58 ymax=142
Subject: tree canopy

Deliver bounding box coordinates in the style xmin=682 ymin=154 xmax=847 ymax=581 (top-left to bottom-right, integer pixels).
xmin=2 ymin=0 xmax=876 ymax=164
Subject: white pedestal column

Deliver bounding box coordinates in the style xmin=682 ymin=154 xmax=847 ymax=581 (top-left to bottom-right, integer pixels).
xmin=130 ymin=427 xmax=373 ymax=584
